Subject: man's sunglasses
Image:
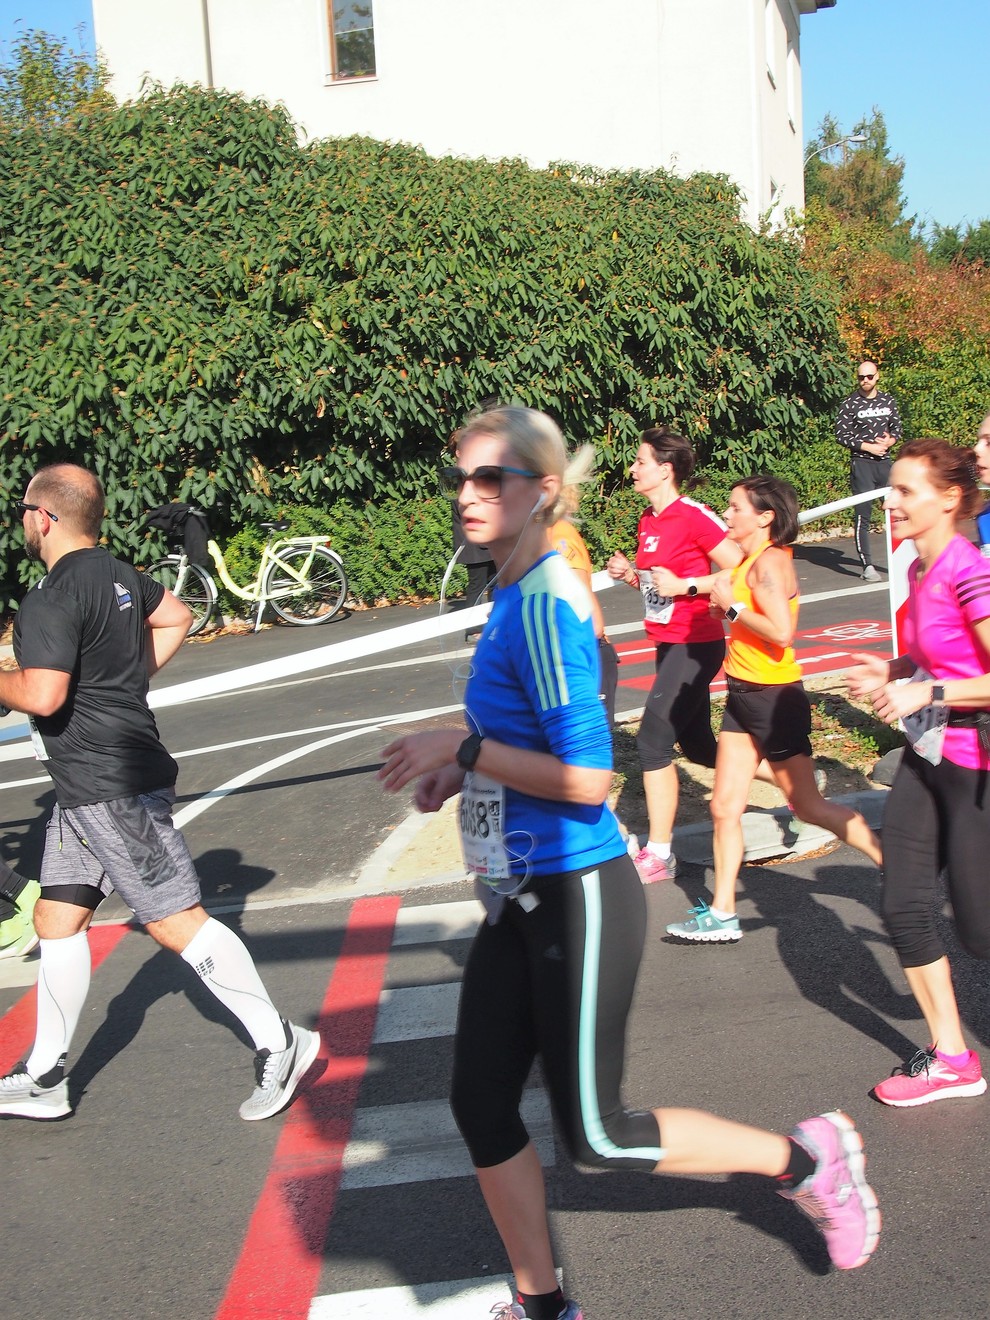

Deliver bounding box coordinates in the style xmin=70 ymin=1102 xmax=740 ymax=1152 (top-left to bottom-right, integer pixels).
xmin=858 ymin=373 xmax=876 ymax=382
xmin=440 ymin=465 xmax=539 ymax=500
xmin=17 ymin=500 xmax=58 ymax=522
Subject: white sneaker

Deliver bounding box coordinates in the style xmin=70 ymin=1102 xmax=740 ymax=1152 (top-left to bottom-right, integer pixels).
xmin=861 ymin=565 xmax=882 ymax=582
xmin=0 ymin=1061 xmax=71 ymax=1120
xmin=239 ymin=1020 xmax=320 ymax=1121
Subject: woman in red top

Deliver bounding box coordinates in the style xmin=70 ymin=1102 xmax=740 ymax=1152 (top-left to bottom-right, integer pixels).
xmin=607 ymin=427 xmax=767 ymax=882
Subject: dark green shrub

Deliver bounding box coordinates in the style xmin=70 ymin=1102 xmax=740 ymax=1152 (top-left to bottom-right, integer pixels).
xmin=1 ymin=80 xmax=848 ymax=609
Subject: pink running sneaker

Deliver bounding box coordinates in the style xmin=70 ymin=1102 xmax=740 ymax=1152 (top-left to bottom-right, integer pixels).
xmin=873 ymin=1046 xmax=987 ymax=1107
xmin=781 ymin=1111 xmax=880 ymax=1270
xmin=632 ymin=847 xmax=676 ymax=884
xmin=489 ymin=1303 xmax=582 ymax=1319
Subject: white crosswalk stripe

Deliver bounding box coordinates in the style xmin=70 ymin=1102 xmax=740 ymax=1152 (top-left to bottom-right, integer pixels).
xmin=341 ymin=1091 xmax=555 ymax=1189
xmin=309 ymin=1274 xmax=519 ymax=1318
xmin=309 ymin=894 xmax=564 ymax=1317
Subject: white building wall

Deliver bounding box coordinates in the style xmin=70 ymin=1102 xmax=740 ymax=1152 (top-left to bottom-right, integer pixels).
xmin=93 ymin=0 xmax=820 ymax=228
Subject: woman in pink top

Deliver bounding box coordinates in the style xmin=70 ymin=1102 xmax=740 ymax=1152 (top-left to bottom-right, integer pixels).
xmin=848 ymin=438 xmax=990 ymax=1108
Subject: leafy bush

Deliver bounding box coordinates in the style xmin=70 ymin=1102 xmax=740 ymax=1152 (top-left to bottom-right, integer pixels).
xmin=1 ymin=76 xmax=848 ymax=608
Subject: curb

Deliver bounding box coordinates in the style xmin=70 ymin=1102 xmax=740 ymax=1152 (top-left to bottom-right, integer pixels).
xmin=670 ymin=788 xmax=888 ymax=868
xmin=356 ymin=788 xmax=891 ymax=899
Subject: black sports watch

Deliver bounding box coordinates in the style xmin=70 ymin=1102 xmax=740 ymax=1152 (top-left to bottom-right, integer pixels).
xmin=685 ymin=579 xmax=699 ymax=597
xmin=930 ymin=684 xmax=946 ymax=705
xmin=456 ymin=732 xmax=484 ymax=771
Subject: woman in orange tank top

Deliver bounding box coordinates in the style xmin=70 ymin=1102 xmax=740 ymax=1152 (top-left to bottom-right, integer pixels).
xmin=666 ymin=475 xmax=882 ymax=944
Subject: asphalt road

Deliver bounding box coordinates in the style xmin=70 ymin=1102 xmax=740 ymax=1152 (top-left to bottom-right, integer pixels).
xmin=0 ymin=529 xmax=896 ymax=910
xmin=8 ymin=532 xmax=988 ymax=1319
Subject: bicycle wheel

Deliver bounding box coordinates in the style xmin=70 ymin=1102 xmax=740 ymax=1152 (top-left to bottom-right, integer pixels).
xmin=149 ymin=557 xmax=217 ymax=636
xmin=263 ymin=546 xmax=347 ymax=625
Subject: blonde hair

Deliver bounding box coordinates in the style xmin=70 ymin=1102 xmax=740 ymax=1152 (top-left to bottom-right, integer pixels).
xmin=454 ymin=405 xmax=595 ymax=521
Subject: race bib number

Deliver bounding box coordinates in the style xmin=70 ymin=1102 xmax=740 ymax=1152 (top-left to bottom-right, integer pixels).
xmin=28 ymin=717 xmax=49 ymax=762
xmin=638 ymin=570 xmax=673 ymax=625
xmin=458 ymin=771 xmax=510 ymax=881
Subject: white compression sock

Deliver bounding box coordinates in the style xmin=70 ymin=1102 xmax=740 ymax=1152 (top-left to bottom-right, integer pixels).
xmin=27 ymin=931 xmax=91 ymax=1078
xmin=181 ymin=917 xmax=286 ymax=1053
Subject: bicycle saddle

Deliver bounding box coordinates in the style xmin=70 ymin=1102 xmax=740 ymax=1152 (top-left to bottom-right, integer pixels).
xmin=261 ymin=520 xmax=291 ymax=532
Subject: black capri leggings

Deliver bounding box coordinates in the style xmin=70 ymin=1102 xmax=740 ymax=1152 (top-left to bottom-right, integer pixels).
xmin=881 ymin=746 xmax=990 ymax=966
xmin=450 ymin=853 xmax=663 ymax=1172
xmin=636 ymin=639 xmax=725 ymax=772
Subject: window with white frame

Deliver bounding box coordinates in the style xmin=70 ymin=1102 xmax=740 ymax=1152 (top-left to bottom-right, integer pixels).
xmin=786 ymin=38 xmax=798 ymax=129
xmin=328 ymin=1 xmax=376 ymax=79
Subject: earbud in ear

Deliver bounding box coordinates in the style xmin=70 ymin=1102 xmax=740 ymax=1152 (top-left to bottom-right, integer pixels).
xmin=532 ymin=492 xmax=547 ymax=514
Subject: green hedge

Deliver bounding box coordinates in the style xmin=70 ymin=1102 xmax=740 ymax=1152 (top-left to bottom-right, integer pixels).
xmin=1 ymin=83 xmax=848 ymax=608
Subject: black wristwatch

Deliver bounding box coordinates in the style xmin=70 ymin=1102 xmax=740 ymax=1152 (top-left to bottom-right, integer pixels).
xmin=685 ymin=579 xmax=699 ymax=597
xmin=930 ymin=684 xmax=946 ymax=705
xmin=456 ymin=732 xmax=484 ymax=771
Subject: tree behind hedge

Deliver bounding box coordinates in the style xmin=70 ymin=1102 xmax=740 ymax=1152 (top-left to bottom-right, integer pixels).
xmin=0 ymin=76 xmax=847 ymax=603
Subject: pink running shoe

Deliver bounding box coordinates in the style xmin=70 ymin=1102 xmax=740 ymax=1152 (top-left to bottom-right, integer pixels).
xmin=781 ymin=1111 xmax=880 ymax=1270
xmin=873 ymin=1046 xmax=987 ymax=1107
xmin=632 ymin=847 xmax=676 ymax=884
xmin=490 ymin=1304 xmax=582 ymax=1320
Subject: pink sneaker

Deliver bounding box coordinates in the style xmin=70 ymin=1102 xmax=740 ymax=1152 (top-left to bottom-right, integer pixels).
xmin=633 ymin=847 xmax=676 ymax=883
xmin=781 ymin=1111 xmax=880 ymax=1270
xmin=489 ymin=1304 xmax=582 ymax=1320
xmin=873 ymin=1046 xmax=987 ymax=1107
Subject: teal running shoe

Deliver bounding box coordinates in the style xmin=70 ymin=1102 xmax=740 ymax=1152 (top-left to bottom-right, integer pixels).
xmin=665 ymin=900 xmax=742 ymax=943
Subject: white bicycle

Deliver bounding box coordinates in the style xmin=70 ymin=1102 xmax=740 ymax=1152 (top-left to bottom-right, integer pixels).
xmin=145 ymin=504 xmax=348 ymax=635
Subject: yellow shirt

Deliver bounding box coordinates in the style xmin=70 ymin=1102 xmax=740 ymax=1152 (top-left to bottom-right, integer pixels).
xmin=550 ymin=519 xmax=593 ymax=575
xmin=723 ymin=543 xmax=801 ymax=684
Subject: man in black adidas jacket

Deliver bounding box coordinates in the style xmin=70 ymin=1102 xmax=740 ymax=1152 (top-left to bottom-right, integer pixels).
xmin=835 ymin=360 xmax=902 ymax=581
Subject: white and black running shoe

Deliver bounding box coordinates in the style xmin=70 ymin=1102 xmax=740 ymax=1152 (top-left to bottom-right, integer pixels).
xmin=239 ymin=1019 xmax=320 ymax=1122
xmin=0 ymin=1061 xmax=71 ymax=1120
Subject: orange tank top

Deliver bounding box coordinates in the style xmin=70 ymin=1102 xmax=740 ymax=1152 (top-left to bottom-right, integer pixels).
xmin=723 ymin=543 xmax=801 ymax=684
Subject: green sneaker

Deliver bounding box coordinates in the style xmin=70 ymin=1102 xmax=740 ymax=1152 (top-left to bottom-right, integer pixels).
xmin=0 ymin=879 xmax=40 ymax=961
xmin=665 ymin=900 xmax=742 ymax=943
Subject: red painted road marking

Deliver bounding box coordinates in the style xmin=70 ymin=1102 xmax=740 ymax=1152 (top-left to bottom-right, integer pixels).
xmin=617 ymin=618 xmax=893 ymax=690
xmin=214 ymin=893 xmax=402 ymax=1320
xmin=0 ymin=923 xmax=133 ymax=1075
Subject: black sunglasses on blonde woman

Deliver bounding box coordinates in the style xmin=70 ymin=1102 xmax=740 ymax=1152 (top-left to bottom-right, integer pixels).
xmin=440 ymin=465 xmax=539 ymax=500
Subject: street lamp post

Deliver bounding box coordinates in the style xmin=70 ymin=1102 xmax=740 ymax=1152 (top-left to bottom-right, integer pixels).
xmin=804 ymin=132 xmax=868 ymax=168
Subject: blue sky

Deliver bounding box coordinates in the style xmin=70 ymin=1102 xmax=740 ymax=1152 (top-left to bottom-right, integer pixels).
xmin=3 ymin=0 xmax=987 ymax=233
xmin=802 ymin=0 xmax=989 ymax=233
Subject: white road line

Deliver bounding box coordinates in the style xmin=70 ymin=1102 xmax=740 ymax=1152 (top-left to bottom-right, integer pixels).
xmin=0 ymin=956 xmax=40 ymax=990
xmin=169 ymin=702 xmax=463 ymax=761
xmin=309 ymin=1275 xmax=521 ymax=1318
xmin=0 ymin=702 xmax=464 ymax=783
xmin=341 ymin=1091 xmax=555 ymax=1190
xmin=373 ymin=983 xmax=461 ymax=1043
xmin=393 ymin=900 xmax=482 ymax=945
xmin=171 ymin=726 xmax=382 ymax=829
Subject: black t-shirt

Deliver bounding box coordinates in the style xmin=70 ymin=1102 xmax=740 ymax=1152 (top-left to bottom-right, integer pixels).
xmin=13 ymin=547 xmax=178 ymax=807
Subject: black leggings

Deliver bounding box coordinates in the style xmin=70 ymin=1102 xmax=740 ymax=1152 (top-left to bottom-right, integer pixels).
xmin=450 ymin=853 xmax=663 ymax=1172
xmin=881 ymin=746 xmax=990 ymax=966
xmin=850 ymin=455 xmax=891 ymax=568
xmin=637 ymin=639 xmax=725 ymax=772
